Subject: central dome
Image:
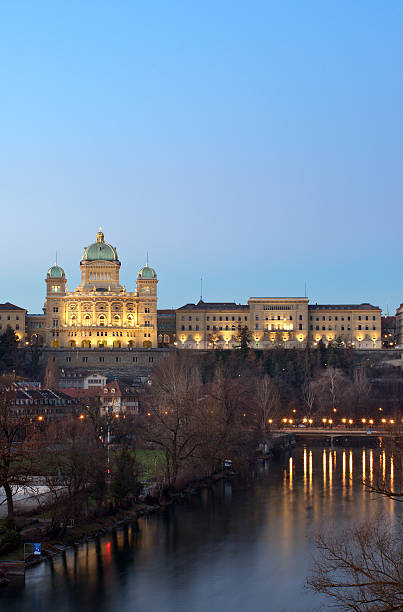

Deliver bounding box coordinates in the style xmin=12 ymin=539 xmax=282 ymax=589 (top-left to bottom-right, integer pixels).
xmin=82 ymin=229 xmax=119 ymax=262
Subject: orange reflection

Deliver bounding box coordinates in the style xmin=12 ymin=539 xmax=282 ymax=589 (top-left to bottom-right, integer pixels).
xmin=323 ymin=449 xmax=326 ymax=488
xmin=342 ymin=450 xmax=346 ymax=488
xmin=362 ymin=449 xmax=366 ymax=482
xmin=369 ymin=449 xmax=373 ymax=485
xmin=289 ymin=456 xmax=293 ymax=491
xmin=303 ymin=448 xmax=307 ymax=496
xmin=309 ymin=450 xmax=313 ymax=493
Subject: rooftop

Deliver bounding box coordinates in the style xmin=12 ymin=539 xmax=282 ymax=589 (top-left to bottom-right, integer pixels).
xmin=177 ymin=300 xmax=248 ymax=311
xmin=0 ymin=302 xmax=26 ymax=311
xmin=309 ymin=303 xmax=380 ymax=311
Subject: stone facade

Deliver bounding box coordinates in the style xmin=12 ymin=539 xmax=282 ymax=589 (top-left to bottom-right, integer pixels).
xmin=176 ymin=298 xmax=382 ymax=349
xmin=42 ymin=229 xmax=158 ymax=349
xmin=0 ymin=303 xmax=26 ymax=342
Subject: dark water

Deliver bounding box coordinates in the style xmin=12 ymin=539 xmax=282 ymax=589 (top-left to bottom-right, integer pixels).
xmin=1 ymin=444 xmax=399 ymax=612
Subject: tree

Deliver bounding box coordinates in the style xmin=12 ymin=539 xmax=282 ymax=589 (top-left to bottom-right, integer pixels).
xmin=39 ymin=416 xmax=106 ymax=527
xmin=207 ymin=331 xmax=220 ymax=349
xmin=237 ymin=326 xmax=252 ymax=356
xmin=307 ymin=519 xmax=403 ymax=611
xmin=111 ymin=443 xmax=142 ymax=507
xmin=312 ymin=367 xmax=347 ymax=415
xmin=0 ymin=327 xmax=20 ymax=374
xmin=302 ymin=379 xmax=316 ymax=418
xmin=0 ymin=393 xmax=33 ymax=526
xmin=253 ymin=374 xmax=280 ymax=436
xmin=43 ymin=358 xmax=58 ymax=388
xmin=143 ymin=352 xmax=203 ymax=490
xmin=308 ymin=435 xmax=403 ymax=610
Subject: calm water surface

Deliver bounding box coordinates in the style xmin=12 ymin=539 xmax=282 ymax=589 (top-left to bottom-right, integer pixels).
xmin=1 ymin=443 xmax=400 ymax=612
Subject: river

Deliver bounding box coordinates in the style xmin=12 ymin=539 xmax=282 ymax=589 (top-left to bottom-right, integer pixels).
xmin=0 ymin=442 xmax=400 ymax=612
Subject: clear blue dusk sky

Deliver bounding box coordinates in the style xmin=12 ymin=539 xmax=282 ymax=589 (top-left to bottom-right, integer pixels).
xmin=0 ymin=1 xmax=402 ymax=313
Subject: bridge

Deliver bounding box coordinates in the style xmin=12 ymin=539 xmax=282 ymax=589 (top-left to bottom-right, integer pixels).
xmin=272 ymin=428 xmax=387 ymax=438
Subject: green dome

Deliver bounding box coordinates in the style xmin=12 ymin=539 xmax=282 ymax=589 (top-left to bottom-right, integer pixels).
xmin=47 ymin=265 xmax=65 ymax=278
xmin=138 ymin=266 xmax=157 ymax=279
xmin=82 ymin=230 xmax=119 ymax=262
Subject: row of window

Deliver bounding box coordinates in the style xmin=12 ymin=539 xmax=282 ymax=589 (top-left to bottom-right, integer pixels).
xmin=310 ymin=315 xmax=377 ymax=321
xmin=0 ymin=315 xmax=20 ymax=320
xmin=182 ymin=315 xmax=248 ymax=322
xmin=310 ymin=325 xmax=377 ymax=331
xmin=0 ymin=324 xmax=20 ymax=330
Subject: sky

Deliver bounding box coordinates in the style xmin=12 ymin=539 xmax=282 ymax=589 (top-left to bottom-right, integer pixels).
xmin=0 ymin=1 xmax=402 ymax=314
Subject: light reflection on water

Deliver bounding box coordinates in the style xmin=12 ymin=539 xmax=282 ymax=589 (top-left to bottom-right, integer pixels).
xmin=1 ymin=444 xmax=400 ymax=612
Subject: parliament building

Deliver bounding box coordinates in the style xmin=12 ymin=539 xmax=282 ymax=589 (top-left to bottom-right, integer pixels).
xmin=31 ymin=229 xmax=158 ymax=349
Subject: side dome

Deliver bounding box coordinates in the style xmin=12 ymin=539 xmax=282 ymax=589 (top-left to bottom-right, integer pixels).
xmin=82 ymin=229 xmax=119 ymax=262
xmin=47 ymin=265 xmax=65 ymax=278
xmin=138 ymin=266 xmax=157 ymax=279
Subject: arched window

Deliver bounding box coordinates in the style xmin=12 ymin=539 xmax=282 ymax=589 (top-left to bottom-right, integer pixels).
xmin=127 ymin=314 xmax=134 ymax=327
xmin=98 ymin=315 xmax=106 ymax=327
xmin=113 ymin=315 xmax=121 ymax=327
xmin=83 ymin=315 xmax=91 ymax=327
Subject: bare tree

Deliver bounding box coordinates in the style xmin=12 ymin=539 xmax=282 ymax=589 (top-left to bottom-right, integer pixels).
xmin=312 ymin=367 xmax=346 ymax=415
xmin=253 ymin=374 xmax=280 ymax=436
xmin=143 ymin=352 xmax=204 ymax=490
xmin=302 ymin=379 xmax=316 ymax=418
xmin=308 ymin=435 xmax=403 ymax=610
xmin=307 ymin=519 xmax=403 ymax=611
xmin=0 ymin=393 xmax=33 ymax=525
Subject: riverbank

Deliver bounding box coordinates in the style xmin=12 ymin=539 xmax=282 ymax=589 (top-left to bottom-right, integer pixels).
xmin=0 ymin=470 xmax=236 ymax=570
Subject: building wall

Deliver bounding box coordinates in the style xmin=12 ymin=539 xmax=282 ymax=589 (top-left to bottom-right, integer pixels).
xmin=308 ymin=306 xmax=382 ymax=349
xmin=26 ymin=314 xmax=46 ymax=345
xmin=0 ymin=304 xmax=26 ymax=342
xmin=176 ymin=299 xmax=382 ymax=350
xmin=176 ymin=302 xmax=249 ymax=349
xmin=248 ymin=297 xmax=309 ymax=348
xmin=43 ymin=347 xmax=169 ymax=371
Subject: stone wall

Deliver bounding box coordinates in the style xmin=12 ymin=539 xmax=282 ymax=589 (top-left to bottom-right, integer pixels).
xmin=42 ymin=347 xmax=170 ymax=377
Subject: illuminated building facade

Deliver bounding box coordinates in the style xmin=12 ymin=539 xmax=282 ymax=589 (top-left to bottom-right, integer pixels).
xmin=176 ymin=298 xmax=382 ymax=349
xmin=41 ymin=229 xmax=158 ymax=349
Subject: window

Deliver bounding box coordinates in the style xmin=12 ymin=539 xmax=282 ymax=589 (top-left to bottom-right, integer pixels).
xmin=206 ymin=316 xmax=210 ymax=321
xmin=365 ymin=316 xmax=369 ymax=321
xmin=298 ymin=324 xmax=302 ymax=330
xmin=188 ymin=325 xmax=192 ymax=330
xmin=358 ymin=325 xmax=362 ymax=330
xmin=188 ymin=316 xmax=192 ymax=321
xmin=299 ymin=315 xmax=302 ymax=320
xmin=310 ymin=325 xmax=313 ymax=330
xmin=66 ymin=356 xmax=71 ymax=362
xmin=358 ymin=315 xmax=362 ymax=321
xmin=16 ymin=324 xmax=19 ymax=330
xmin=322 ymin=326 xmax=325 ymax=331
xmin=206 ymin=325 xmax=210 ymax=330
xmin=82 ymin=356 xmax=88 ymax=363
xmin=322 ymin=316 xmax=325 ymax=321
xmin=196 ymin=325 xmax=199 ymax=330
xmin=219 ymin=316 xmax=222 ymax=321
xmin=99 ymin=356 xmax=104 ymax=363
xmin=341 ymin=326 xmax=345 ymax=331
xmin=52 ymin=320 xmax=58 ymax=328
xmin=181 ymin=325 xmax=185 ymax=331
